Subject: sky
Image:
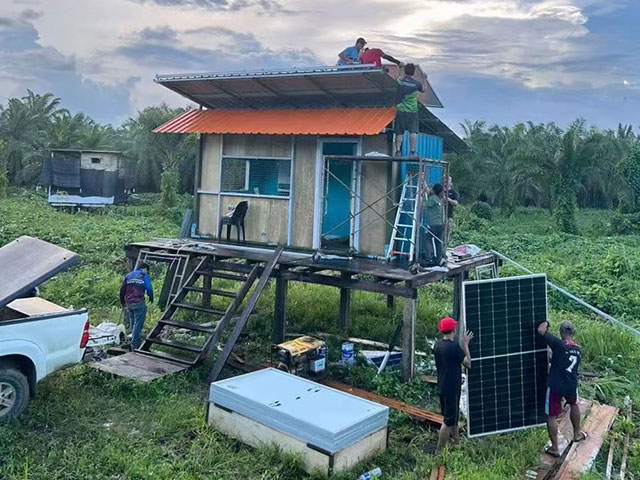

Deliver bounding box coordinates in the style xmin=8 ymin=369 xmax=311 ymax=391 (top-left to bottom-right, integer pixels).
xmin=0 ymin=0 xmax=638 ymax=133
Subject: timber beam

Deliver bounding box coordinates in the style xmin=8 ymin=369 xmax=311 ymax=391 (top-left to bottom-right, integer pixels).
xmin=280 ymin=271 xmax=418 ymax=298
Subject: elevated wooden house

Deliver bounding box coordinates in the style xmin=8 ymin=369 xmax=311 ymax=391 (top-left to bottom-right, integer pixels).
xmin=154 ymin=65 xmax=469 ymax=257
xmin=108 ymin=65 xmax=496 ymax=384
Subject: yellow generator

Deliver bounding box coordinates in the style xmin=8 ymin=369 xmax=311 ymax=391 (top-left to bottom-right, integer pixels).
xmin=273 ymin=336 xmax=326 ymax=377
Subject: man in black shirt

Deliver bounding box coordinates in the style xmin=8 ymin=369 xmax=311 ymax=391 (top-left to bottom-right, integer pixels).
xmin=433 ymin=316 xmax=473 ymax=453
xmin=537 ymin=320 xmax=587 ymax=457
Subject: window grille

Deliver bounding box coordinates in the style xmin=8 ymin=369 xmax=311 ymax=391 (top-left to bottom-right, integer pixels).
xmin=221 ymin=158 xmax=290 ymax=197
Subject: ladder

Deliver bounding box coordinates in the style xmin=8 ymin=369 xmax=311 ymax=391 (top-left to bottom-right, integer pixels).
xmin=135 ymin=248 xmax=190 ymax=306
xmin=386 ymin=174 xmax=419 ymax=261
xmin=136 ymin=247 xmax=284 ymax=369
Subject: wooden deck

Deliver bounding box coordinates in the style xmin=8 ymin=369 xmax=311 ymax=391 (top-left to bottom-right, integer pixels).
xmin=125 ymin=239 xmax=498 ymax=382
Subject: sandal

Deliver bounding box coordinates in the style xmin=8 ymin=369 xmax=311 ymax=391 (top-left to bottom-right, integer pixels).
xmin=544 ymin=446 xmax=561 ymax=458
xmin=573 ymin=431 xmax=589 ymax=443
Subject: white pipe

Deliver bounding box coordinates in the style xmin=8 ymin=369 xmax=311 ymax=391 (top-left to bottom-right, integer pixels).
xmin=491 ymin=250 xmax=640 ymax=338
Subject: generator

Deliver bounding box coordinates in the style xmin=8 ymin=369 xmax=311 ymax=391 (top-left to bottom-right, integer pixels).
xmin=273 ymin=336 xmax=326 ymax=377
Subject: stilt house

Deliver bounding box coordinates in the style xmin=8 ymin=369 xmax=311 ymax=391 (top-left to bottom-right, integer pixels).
xmin=154 ymin=64 xmax=469 ymax=256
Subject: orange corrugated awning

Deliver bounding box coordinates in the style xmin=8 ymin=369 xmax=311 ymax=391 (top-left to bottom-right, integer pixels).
xmin=153 ymin=107 xmax=396 ymax=135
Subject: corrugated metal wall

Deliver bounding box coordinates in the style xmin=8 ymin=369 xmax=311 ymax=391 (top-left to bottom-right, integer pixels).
xmin=399 ymin=133 xmax=444 ymax=184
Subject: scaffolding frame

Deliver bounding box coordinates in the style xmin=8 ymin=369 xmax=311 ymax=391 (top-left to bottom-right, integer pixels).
xmin=319 ymin=155 xmax=450 ymax=267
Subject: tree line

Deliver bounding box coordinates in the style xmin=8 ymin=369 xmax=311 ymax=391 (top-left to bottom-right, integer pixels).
xmin=449 ymin=119 xmax=640 ymax=232
xmin=1 ymin=90 xmax=639 ymax=232
xmin=0 ymin=90 xmax=196 ymax=202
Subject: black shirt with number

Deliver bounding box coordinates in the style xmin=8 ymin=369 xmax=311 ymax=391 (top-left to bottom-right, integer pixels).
xmin=433 ymin=339 xmax=465 ymax=397
xmin=543 ymin=333 xmax=581 ymax=396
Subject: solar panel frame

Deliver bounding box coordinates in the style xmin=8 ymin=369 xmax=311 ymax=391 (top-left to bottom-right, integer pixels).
xmin=461 ymin=274 xmax=549 ymax=438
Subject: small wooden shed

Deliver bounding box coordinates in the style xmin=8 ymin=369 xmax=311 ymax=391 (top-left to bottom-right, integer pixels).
xmin=154 ymin=65 xmax=468 ymax=256
xmin=39 ymin=149 xmax=131 ymax=208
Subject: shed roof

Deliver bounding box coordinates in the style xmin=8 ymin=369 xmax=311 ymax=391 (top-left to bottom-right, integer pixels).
xmin=154 ymin=65 xmax=443 ymax=110
xmin=153 ymin=107 xmax=396 ymax=135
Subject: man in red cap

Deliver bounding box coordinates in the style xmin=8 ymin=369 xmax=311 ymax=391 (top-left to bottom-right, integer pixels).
xmin=433 ymin=316 xmax=474 ymax=453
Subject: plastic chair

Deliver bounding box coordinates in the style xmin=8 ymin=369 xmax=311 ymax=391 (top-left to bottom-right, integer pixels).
xmin=218 ymin=201 xmax=248 ymax=242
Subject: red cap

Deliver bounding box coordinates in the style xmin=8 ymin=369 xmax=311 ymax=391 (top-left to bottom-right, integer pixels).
xmin=438 ymin=317 xmax=458 ymax=333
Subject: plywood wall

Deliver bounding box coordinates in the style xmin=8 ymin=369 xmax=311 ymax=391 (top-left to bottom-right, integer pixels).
xmin=198 ymin=194 xmax=219 ymax=236
xmin=219 ymin=195 xmax=288 ymax=244
xmin=197 ymin=134 xmax=222 ymax=236
xmin=201 ymin=134 xmax=222 ymax=191
xmin=222 ymin=134 xmax=292 ymax=158
xmin=292 ymin=136 xmax=316 ymax=248
xmin=359 ymin=135 xmax=391 ymax=256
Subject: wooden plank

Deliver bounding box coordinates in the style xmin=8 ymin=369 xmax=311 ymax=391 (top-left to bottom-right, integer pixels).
xmin=555 ymin=403 xmax=618 ymax=480
xmin=292 ymin=136 xmax=316 ymax=248
xmin=339 ymin=273 xmax=351 ymax=335
xmin=280 ymin=270 xmax=418 ymax=298
xmin=604 ymin=437 xmax=615 ymax=480
xmin=89 ymin=352 xmax=187 ymax=382
xmin=208 ymin=246 xmax=284 ymax=382
xmin=273 ymin=273 xmax=288 ymax=343
xmin=402 ymin=295 xmax=417 ymax=382
xmin=207 ymin=403 xmax=387 ymax=477
xmin=620 ymin=398 xmax=632 ymax=480
xmin=319 ymin=379 xmax=443 ymax=427
xmin=525 ymin=398 xmax=592 ymax=480
xmin=7 ymin=297 xmax=68 ymax=316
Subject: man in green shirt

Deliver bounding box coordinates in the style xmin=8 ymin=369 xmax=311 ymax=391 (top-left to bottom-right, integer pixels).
xmin=394 ymin=63 xmax=424 ymax=157
xmin=420 ymin=183 xmax=445 ymax=266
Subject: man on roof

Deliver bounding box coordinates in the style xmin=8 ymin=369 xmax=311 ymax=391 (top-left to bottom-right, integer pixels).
xmin=394 ymin=63 xmax=424 ymax=157
xmin=359 ymin=46 xmax=402 ymax=68
xmin=537 ymin=320 xmax=587 ymax=458
xmin=337 ymin=37 xmax=367 ymax=65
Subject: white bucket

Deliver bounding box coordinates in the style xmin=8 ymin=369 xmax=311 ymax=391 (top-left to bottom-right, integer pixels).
xmin=341 ymin=342 xmax=355 ymax=366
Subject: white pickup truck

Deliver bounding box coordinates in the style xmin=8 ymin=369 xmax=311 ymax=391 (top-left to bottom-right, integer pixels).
xmin=0 ymin=236 xmax=89 ymax=423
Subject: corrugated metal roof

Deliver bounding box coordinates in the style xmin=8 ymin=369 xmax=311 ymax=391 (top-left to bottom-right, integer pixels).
xmin=154 ymin=64 xmax=443 ymax=110
xmin=153 ymin=107 xmax=396 ymax=135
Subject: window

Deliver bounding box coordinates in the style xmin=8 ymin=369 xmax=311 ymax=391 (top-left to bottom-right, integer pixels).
xmin=91 ymin=157 xmax=101 ymax=164
xmin=221 ymin=158 xmax=290 ymax=197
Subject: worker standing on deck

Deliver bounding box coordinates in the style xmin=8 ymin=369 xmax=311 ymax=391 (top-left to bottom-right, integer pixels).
xmin=120 ymin=263 xmax=154 ymax=350
xmin=337 ymin=37 xmax=367 ymax=65
xmin=359 ymin=46 xmax=402 ymax=68
xmin=421 ymin=183 xmax=445 ymax=266
xmin=444 ymin=175 xmax=460 ymax=243
xmin=537 ymin=320 xmax=587 ymax=457
xmin=433 ymin=317 xmax=473 ymax=453
xmin=394 ymin=63 xmax=424 ymax=156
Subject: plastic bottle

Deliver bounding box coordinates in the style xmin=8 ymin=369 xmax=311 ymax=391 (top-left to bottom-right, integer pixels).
xmin=358 ymin=467 xmax=382 ymax=480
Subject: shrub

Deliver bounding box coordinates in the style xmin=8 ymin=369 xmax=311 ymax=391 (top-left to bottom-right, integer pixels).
xmin=610 ymin=211 xmax=640 ymax=235
xmin=471 ymin=201 xmax=493 ymax=220
xmin=160 ymin=167 xmax=179 ymax=211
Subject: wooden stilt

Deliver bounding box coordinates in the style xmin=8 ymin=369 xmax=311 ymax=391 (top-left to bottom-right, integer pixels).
xmin=452 ymin=273 xmax=463 ymax=321
xmin=273 ymin=272 xmax=288 ymax=343
xmin=202 ymin=275 xmax=212 ymax=307
xmin=402 ymin=292 xmax=417 ymax=382
xmin=386 ymin=295 xmax=395 ymax=309
xmin=339 ymin=273 xmax=352 ymax=335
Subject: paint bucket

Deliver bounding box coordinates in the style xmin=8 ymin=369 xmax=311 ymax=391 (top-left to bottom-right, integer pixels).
xmin=341 ymin=342 xmax=355 ymax=367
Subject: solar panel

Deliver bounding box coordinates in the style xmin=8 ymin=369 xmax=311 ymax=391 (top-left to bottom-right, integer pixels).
xmin=462 ymin=274 xmax=548 ymax=437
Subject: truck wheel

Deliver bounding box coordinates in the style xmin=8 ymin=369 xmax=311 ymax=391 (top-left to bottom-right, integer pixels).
xmin=0 ymin=369 xmax=29 ymax=423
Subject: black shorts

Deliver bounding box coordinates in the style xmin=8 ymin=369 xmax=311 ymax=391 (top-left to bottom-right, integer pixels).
xmin=394 ymin=111 xmax=419 ymax=134
xmin=439 ymin=393 xmax=460 ymax=427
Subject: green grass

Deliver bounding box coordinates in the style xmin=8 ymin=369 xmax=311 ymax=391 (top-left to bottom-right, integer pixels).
xmin=0 ymin=193 xmax=639 ymax=479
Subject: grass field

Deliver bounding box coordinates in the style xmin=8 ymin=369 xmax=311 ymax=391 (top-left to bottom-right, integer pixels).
xmin=0 ymin=191 xmax=638 ymax=479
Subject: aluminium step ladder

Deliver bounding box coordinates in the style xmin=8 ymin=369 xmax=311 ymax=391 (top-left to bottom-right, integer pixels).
xmin=135 ymin=248 xmax=190 ymax=306
xmin=386 ymin=174 xmax=419 ymax=261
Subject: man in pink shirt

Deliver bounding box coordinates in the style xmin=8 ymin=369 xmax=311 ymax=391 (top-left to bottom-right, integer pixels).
xmin=359 ymin=47 xmax=402 ymax=68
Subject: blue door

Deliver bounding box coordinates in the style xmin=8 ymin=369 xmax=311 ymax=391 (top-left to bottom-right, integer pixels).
xmin=321 ymin=142 xmax=357 ymax=251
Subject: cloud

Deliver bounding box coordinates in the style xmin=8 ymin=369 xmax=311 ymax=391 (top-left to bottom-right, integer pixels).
xmin=126 ymin=0 xmax=295 ymax=14
xmin=0 ymin=13 xmax=136 ymax=124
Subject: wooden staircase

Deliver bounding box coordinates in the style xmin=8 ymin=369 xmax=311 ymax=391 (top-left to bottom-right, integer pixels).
xmin=91 ymin=246 xmax=284 ymax=382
